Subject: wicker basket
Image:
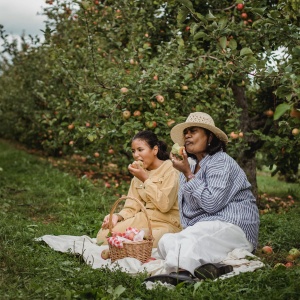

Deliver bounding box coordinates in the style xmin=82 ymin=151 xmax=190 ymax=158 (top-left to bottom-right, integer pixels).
xmin=107 ymin=196 xmax=154 ymax=263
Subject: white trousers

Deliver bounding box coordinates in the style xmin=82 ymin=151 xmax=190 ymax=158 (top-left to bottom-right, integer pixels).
xmin=157 ymin=220 xmax=253 ymax=275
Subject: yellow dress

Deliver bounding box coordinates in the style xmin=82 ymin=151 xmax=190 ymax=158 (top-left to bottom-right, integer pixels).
xmin=97 ymin=160 xmax=181 ymax=247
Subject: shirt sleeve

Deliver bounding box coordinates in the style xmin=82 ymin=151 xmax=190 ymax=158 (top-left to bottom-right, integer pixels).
xmin=182 ymin=158 xmax=233 ymax=214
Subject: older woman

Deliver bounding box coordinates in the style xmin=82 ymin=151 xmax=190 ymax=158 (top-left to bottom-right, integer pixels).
xmin=145 ymin=112 xmax=260 ymax=284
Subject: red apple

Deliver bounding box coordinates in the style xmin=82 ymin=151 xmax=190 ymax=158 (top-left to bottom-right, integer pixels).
xmin=146 ymin=121 xmax=157 ymax=128
xmin=155 ymin=94 xmax=164 ymax=103
xmin=236 ymin=3 xmax=244 ymax=11
xmin=108 ymin=149 xmax=115 ymax=154
xmin=167 ymin=120 xmax=175 ymax=127
xmin=229 ymin=132 xmax=239 ymax=139
xmin=285 ymin=262 xmax=293 ymax=268
xmin=153 ymin=75 xmax=158 ymax=80
xmin=85 ymin=122 xmax=91 ymax=127
xmin=94 ymin=152 xmax=100 ymax=158
xmin=120 ymin=87 xmax=128 ymax=93
xmin=133 ymin=110 xmax=141 ymax=117
xmin=241 ymin=13 xmax=248 ymax=20
xmin=264 ymin=109 xmax=274 ymax=117
xmin=262 ymin=245 xmax=273 ymax=254
xmin=68 ymin=124 xmax=75 ymax=130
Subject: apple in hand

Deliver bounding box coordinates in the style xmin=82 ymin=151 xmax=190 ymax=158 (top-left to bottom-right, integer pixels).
xmin=131 ymin=161 xmax=144 ymax=169
xmin=171 ymin=143 xmax=185 ymax=159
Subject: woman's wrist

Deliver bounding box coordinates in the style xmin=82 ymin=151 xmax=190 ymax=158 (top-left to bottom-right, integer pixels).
xmin=185 ymin=173 xmax=195 ymax=181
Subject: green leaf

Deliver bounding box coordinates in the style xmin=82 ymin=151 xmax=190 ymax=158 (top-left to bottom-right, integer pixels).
xmin=218 ymin=17 xmax=228 ymax=30
xmin=193 ymin=31 xmax=207 ymax=40
xmin=240 ymin=47 xmax=253 ymax=56
xmin=177 ymin=0 xmax=194 ymax=10
xmin=81 ymin=1 xmax=90 ymax=10
xmin=87 ymin=134 xmax=97 ymax=142
xmin=112 ymin=285 xmax=126 ymax=298
xmin=207 ymin=10 xmax=216 ymax=20
xmin=177 ymin=7 xmax=189 ymax=24
xmin=229 ymin=39 xmax=237 ymax=50
xmin=274 ymin=103 xmax=291 ymax=120
xmin=195 ymin=12 xmax=206 ymax=22
xmin=219 ymin=36 xmax=227 ymax=49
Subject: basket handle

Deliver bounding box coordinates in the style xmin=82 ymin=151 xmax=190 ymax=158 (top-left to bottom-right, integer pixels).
xmin=108 ymin=196 xmax=153 ymax=240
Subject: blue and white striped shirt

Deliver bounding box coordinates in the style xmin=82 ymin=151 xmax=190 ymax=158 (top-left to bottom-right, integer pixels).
xmin=178 ymin=151 xmax=260 ymax=249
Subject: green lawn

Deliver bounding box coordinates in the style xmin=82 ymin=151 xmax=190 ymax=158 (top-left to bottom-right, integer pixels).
xmin=0 ymin=139 xmax=300 ymax=300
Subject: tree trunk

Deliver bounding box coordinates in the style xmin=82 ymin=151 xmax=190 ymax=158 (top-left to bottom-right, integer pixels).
xmin=231 ymin=84 xmax=259 ymax=204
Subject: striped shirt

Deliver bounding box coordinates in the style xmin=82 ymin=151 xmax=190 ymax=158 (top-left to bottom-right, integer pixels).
xmin=178 ymin=151 xmax=260 ymax=249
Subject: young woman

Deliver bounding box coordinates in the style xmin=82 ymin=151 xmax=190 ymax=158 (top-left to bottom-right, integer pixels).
xmin=146 ymin=112 xmax=260 ymax=283
xmin=97 ymin=130 xmax=181 ymax=248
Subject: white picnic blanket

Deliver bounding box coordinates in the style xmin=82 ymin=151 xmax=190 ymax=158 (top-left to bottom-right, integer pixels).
xmin=35 ymin=234 xmax=264 ymax=281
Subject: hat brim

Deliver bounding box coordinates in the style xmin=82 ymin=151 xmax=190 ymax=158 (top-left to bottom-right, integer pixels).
xmin=170 ymin=122 xmax=228 ymax=145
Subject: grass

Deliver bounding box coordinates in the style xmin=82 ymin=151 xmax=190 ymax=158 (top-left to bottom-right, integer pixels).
xmin=1 ymin=139 xmax=300 ymax=299
xmin=257 ymin=167 xmax=300 ymax=199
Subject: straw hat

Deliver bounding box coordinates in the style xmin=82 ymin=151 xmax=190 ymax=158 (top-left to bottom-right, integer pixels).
xmin=170 ymin=112 xmax=228 ymax=145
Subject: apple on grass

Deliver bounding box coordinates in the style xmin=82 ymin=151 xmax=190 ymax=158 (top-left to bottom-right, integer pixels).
xmin=288 ymin=248 xmax=300 ymax=259
xmin=262 ymin=245 xmax=273 ymax=254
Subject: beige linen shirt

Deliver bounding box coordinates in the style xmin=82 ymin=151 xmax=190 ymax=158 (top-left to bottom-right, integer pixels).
xmin=118 ymin=160 xmax=181 ymax=229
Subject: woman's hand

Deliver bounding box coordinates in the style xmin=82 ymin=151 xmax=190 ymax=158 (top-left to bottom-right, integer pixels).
xmin=170 ymin=149 xmax=193 ymax=178
xmin=101 ymin=213 xmax=120 ymax=229
xmin=128 ymin=163 xmax=149 ymax=182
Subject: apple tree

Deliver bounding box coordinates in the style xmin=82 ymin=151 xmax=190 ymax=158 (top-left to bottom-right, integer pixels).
xmin=0 ymin=0 xmax=299 ymax=199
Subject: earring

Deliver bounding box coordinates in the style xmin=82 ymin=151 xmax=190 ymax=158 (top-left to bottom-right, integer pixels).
xmin=208 ymin=143 xmax=210 ymax=146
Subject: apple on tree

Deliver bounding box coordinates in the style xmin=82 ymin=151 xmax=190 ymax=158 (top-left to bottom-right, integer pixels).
xmin=120 ymin=87 xmax=129 ymax=93
xmin=236 ymin=3 xmax=244 ymax=11
xmin=292 ymin=128 xmax=299 ymax=136
xmin=155 ymin=94 xmax=164 ymax=103
xmin=68 ymin=124 xmax=75 ymax=130
xmin=241 ymin=13 xmax=248 ymax=20
xmin=122 ymin=110 xmax=131 ymax=119
xmin=145 ymin=121 xmax=157 ymax=128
